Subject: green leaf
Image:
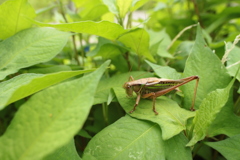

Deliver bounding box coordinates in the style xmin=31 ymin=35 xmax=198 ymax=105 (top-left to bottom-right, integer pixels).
xmin=28 ymin=65 xmax=72 ymax=74
xmin=33 ymin=20 xmax=125 ymax=40
xmin=94 ymin=71 xmax=153 ymax=105
xmin=118 ymin=28 xmax=155 ymax=62
xmin=80 ymin=4 xmax=108 ymax=21
xmin=0 ymin=69 xmax=94 ymax=110
xmin=145 ymin=60 xmax=181 ymax=79
xmin=226 ymin=43 xmax=240 ymax=81
xmin=43 ymin=139 xmax=81 ymax=160
xmin=102 ymin=0 xmax=119 ymax=15
xmin=0 ymin=61 xmax=110 ymax=160
xmin=0 ymin=0 xmax=36 ymax=39
xmin=0 ymin=27 xmax=71 ymax=80
xmin=205 ymin=134 xmax=240 ymax=160
xmin=95 ymin=44 xmax=123 ymax=59
xmin=186 ymin=79 xmax=234 ymax=146
xmin=130 ymin=0 xmax=149 ymax=12
xmin=116 ymin=0 xmax=132 ymax=18
xmin=182 ymin=25 xmax=231 ymax=109
xmin=207 ymin=99 xmax=240 ymax=137
xmin=114 ymin=87 xmax=195 ymax=140
xmin=148 ymin=29 xmax=173 ymax=58
xmin=83 ymin=115 xmax=192 ymax=160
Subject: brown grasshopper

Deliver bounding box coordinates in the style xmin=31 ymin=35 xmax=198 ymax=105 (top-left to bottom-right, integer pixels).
xmin=123 ymin=76 xmax=199 ymax=115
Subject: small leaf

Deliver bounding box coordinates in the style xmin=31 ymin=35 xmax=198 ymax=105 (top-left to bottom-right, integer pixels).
xmin=205 ymin=134 xmax=240 ymax=160
xmin=145 ymin=60 xmax=181 ymax=79
xmin=118 ymin=28 xmax=155 ymax=62
xmin=130 ymin=0 xmax=149 ymax=12
xmin=0 ymin=27 xmax=71 ymax=80
xmin=102 ymin=0 xmax=119 ymax=15
xmin=83 ymin=115 xmax=192 ymax=160
xmin=186 ymin=79 xmax=234 ymax=146
xmin=0 ymin=0 xmax=36 ymax=39
xmin=0 ymin=69 xmax=94 ymax=110
xmin=148 ymin=29 xmax=173 ymax=58
xmin=95 ymin=44 xmax=122 ymax=59
xmin=33 ymin=20 xmax=125 ymax=40
xmin=114 ymin=87 xmax=195 ymax=140
xmin=0 ymin=61 xmax=110 ymax=160
xmin=116 ymin=0 xmax=132 ymax=18
xmin=226 ymin=42 xmax=240 ymax=81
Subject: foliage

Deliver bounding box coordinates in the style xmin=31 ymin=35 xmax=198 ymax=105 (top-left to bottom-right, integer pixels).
xmin=0 ymin=0 xmax=240 ymax=160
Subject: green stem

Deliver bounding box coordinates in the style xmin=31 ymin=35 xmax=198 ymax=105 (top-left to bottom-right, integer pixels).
xmin=102 ymin=103 xmax=108 ymax=125
xmin=58 ymin=0 xmax=80 ymax=66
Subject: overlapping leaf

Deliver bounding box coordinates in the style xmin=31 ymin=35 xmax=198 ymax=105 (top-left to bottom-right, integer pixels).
xmin=83 ymin=115 xmax=192 ymax=160
xmin=0 ymin=69 xmax=94 ymax=110
xmin=182 ymin=25 xmax=231 ymax=109
xmin=118 ymin=28 xmax=155 ymax=62
xmin=187 ymin=78 xmax=234 ymax=146
xmin=0 ymin=0 xmax=36 ymax=39
xmin=43 ymin=139 xmax=81 ymax=160
xmin=0 ymin=27 xmax=71 ymax=80
xmin=34 ymin=20 xmax=125 ymax=40
xmin=0 ymin=61 xmax=110 ymax=160
xmin=114 ymin=88 xmax=195 ymax=140
xmin=226 ymin=42 xmax=240 ymax=81
xmin=205 ymin=134 xmax=240 ymax=160
xmin=146 ymin=60 xmax=181 ymax=79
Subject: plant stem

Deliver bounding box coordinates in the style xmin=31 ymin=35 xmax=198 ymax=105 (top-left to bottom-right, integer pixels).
xmin=123 ymin=51 xmax=131 ymax=71
xmin=126 ymin=12 xmax=132 ymax=29
xmin=191 ymin=0 xmax=204 ymax=28
xmin=102 ymin=103 xmax=108 ymax=125
xmin=58 ymin=0 xmax=80 ymax=66
xmin=192 ymin=141 xmax=204 ymax=158
xmin=79 ymin=33 xmax=85 ymax=66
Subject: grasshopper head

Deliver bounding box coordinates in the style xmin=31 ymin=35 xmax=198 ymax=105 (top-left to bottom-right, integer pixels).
xmin=123 ymin=82 xmax=133 ymax=97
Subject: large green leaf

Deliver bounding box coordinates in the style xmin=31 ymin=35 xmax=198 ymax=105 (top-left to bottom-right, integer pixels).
xmin=118 ymin=28 xmax=155 ymax=62
xmin=0 ymin=61 xmax=110 ymax=160
xmin=205 ymin=134 xmax=240 ymax=160
xmin=114 ymin=88 xmax=195 ymax=140
xmin=186 ymin=78 xmax=234 ymax=146
xmin=83 ymin=115 xmax=192 ymax=160
xmin=182 ymin=25 xmax=231 ymax=109
xmin=0 ymin=69 xmax=94 ymax=110
xmin=0 ymin=0 xmax=36 ymax=39
xmin=33 ymin=20 xmax=125 ymax=40
xmin=43 ymin=139 xmax=81 ymax=160
xmin=0 ymin=27 xmax=71 ymax=80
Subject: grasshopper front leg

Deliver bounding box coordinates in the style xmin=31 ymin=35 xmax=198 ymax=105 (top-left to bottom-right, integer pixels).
xmin=129 ymin=93 xmax=141 ymax=113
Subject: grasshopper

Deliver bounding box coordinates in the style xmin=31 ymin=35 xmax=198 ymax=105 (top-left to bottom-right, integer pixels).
xmin=123 ymin=76 xmax=199 ymax=115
